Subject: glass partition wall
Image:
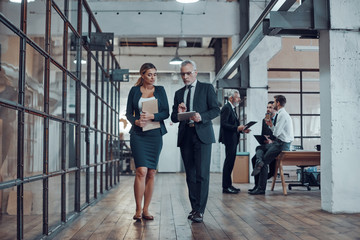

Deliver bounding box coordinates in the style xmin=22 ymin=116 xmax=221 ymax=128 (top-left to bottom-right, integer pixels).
xmin=0 ymin=1 xmax=121 ymax=239
xmin=268 ymin=68 xmax=321 ymax=150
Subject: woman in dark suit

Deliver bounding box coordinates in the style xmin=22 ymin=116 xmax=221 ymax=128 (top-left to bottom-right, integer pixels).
xmin=126 ymin=63 xmax=169 ymax=221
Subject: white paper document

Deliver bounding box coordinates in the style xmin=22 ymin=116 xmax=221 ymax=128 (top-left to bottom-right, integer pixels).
xmin=142 ymin=99 xmax=160 ymax=131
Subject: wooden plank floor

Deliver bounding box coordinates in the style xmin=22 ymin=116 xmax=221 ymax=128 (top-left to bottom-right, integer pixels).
xmin=52 ymin=173 xmax=360 ymax=240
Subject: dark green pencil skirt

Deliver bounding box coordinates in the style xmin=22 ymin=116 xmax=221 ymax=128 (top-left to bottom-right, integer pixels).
xmin=130 ymin=128 xmax=163 ymax=169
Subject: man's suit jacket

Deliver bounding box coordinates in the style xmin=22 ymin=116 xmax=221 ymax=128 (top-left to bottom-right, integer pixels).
xmin=219 ymin=102 xmax=240 ymax=146
xmin=171 ymin=81 xmax=220 ymax=147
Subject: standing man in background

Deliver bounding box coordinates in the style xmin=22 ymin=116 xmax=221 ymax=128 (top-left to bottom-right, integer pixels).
xmin=171 ymin=60 xmax=220 ymax=223
xmin=250 ymin=95 xmax=294 ymax=195
xmin=219 ymin=90 xmax=250 ymax=194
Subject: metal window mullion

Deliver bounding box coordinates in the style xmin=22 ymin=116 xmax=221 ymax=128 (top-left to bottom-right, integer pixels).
xmin=100 ymin=52 xmax=105 ymax=194
xmin=104 ymin=53 xmax=109 ymax=191
xmin=110 ymin=83 xmax=114 ymax=187
xmin=61 ymin=16 xmax=69 ymax=222
xmin=42 ymin=0 xmax=52 ymax=235
xmin=17 ymin=0 xmax=28 ymax=238
xmin=74 ymin=0 xmax=82 ymax=213
xmin=107 ymin=54 xmax=112 ymax=189
xmin=300 ymin=71 xmax=303 ymax=147
xmin=94 ymin=51 xmax=99 ymax=198
xmin=115 ymin=82 xmax=119 ymax=183
xmin=85 ymin=32 xmax=91 ymax=204
xmin=117 ymin=81 xmax=120 ymax=183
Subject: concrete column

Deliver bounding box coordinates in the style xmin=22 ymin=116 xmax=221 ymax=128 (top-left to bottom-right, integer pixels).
xmin=247 ymin=3 xmax=281 ymax=182
xmin=320 ymin=0 xmax=360 ymax=213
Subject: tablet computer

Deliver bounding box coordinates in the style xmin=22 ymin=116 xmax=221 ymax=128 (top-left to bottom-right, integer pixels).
xmin=244 ymin=121 xmax=257 ymax=130
xmin=254 ymin=135 xmax=267 ymax=145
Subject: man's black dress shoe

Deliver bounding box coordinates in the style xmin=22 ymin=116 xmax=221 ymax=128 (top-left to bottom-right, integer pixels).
xmin=191 ymin=212 xmax=203 ymax=223
xmin=230 ymin=186 xmax=240 ymax=192
xmin=248 ymin=188 xmax=265 ymax=195
xmin=251 ymin=161 xmax=264 ymax=176
xmin=188 ymin=210 xmax=196 ymax=219
xmin=223 ymin=187 xmax=239 ymax=194
xmin=248 ymin=186 xmax=257 ymax=192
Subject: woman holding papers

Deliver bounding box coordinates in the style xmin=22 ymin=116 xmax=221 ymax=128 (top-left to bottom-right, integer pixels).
xmin=126 ymin=63 xmax=169 ymax=221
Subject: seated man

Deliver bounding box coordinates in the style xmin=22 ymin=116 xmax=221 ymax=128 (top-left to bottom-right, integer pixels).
xmin=248 ymin=101 xmax=277 ymax=193
xmin=250 ymin=95 xmax=294 ymax=195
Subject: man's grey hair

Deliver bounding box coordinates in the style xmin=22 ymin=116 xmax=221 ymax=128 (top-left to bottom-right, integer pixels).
xmin=181 ymin=60 xmax=197 ymax=70
xmin=227 ymin=90 xmax=239 ymax=98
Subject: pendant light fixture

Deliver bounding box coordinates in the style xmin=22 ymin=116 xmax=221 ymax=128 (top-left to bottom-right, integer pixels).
xmin=169 ymin=47 xmax=183 ymax=65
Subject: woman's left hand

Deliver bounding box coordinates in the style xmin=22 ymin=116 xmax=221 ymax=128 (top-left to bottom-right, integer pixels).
xmin=140 ymin=111 xmax=154 ymax=121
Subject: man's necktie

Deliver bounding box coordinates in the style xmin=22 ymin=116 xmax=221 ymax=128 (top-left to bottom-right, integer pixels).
xmin=186 ymin=85 xmax=192 ymax=112
xmin=233 ymin=107 xmax=238 ymax=118
xmin=273 ymin=114 xmax=278 ymax=126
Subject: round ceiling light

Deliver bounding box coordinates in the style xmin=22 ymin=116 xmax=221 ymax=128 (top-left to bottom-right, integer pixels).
xmin=176 ymin=0 xmax=199 ymax=3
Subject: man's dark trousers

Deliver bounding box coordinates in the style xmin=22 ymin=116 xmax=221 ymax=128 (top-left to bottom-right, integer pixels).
xmin=251 ymin=154 xmax=276 ymax=186
xmin=180 ymin=126 xmax=211 ymax=214
xmin=222 ymin=141 xmax=237 ymax=189
xmin=256 ymin=141 xmax=290 ymax=190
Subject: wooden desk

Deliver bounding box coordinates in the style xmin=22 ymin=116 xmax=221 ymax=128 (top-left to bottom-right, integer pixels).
xmin=271 ymin=151 xmax=320 ymax=195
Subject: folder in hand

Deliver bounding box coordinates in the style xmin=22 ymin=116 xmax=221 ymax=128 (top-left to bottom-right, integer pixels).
xmin=254 ymin=135 xmax=268 ymax=145
xmin=142 ymin=99 xmax=161 ymax=131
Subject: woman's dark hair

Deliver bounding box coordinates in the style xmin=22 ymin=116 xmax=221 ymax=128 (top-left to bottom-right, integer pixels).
xmin=135 ymin=63 xmax=157 ymax=86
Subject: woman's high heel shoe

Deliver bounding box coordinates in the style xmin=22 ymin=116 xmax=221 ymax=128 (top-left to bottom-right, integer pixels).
xmin=142 ymin=213 xmax=154 ymax=220
xmin=133 ymin=214 xmax=142 ymax=221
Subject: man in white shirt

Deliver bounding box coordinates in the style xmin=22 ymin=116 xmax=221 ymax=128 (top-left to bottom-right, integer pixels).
xmin=249 ymin=95 xmax=294 ymax=195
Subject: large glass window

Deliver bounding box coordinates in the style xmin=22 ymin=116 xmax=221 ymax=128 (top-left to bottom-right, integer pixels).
xmin=24 ymin=113 xmax=44 ymax=177
xmin=50 ymin=64 xmax=63 ymax=116
xmin=51 ymin=7 xmax=65 ymax=65
xmin=25 ymin=43 xmax=45 ymax=111
xmin=49 ymin=120 xmax=62 ymax=173
xmin=268 ymin=69 xmax=320 ymax=150
xmin=0 ymin=1 xmax=121 ymax=238
xmin=0 ymin=107 xmax=17 ymax=182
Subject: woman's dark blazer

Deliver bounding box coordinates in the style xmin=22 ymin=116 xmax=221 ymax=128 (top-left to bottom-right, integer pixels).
xmin=126 ymin=85 xmax=169 ymax=135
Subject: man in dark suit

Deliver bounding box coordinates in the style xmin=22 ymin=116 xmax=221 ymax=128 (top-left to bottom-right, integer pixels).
xmin=171 ymin=60 xmax=220 ymax=223
xmin=248 ymin=101 xmax=277 ymax=192
xmin=219 ymin=90 xmax=250 ymax=194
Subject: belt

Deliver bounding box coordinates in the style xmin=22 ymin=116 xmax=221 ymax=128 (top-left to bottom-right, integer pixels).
xmin=188 ymin=123 xmax=195 ymax=128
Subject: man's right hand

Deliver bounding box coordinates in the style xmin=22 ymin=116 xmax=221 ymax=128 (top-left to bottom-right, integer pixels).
xmin=237 ymin=125 xmax=245 ymax=132
xmin=178 ymin=102 xmax=187 ymax=113
xmin=264 ymin=135 xmax=272 ymax=144
xmin=238 ymin=125 xmax=251 ymax=133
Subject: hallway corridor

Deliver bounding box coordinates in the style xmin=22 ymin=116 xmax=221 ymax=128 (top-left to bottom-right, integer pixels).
xmin=52 ymin=173 xmax=360 ymax=240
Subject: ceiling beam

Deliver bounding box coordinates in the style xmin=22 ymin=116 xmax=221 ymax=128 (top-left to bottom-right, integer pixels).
xmin=156 ymin=37 xmax=164 ymax=47
xmin=214 ymin=0 xmax=279 ymax=82
xmin=214 ymin=0 xmax=329 ymax=83
xmin=201 ymin=37 xmax=212 ymax=48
